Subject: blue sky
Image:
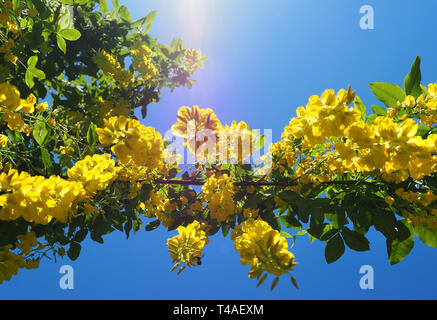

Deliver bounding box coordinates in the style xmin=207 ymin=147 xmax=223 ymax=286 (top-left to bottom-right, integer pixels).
xmin=1 ymin=0 xmax=437 ymax=299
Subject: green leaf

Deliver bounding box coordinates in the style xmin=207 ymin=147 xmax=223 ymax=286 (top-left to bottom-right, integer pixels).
xmin=144 ymin=10 xmax=157 ymax=25
xmin=319 ymin=224 xmax=337 ymax=241
xmin=280 ymin=231 xmax=292 ymax=238
xmin=325 ymin=233 xmax=345 ymax=264
xmin=342 ymin=227 xmax=370 ymax=251
xmin=59 ymin=29 xmax=82 ymax=41
xmin=260 ymin=210 xmax=281 ymax=231
xmin=254 ymin=134 xmax=265 ymax=151
xmin=118 ymin=5 xmax=131 ymax=22
xmin=67 ymin=242 xmax=81 ymax=261
xmin=143 ymin=23 xmax=152 ymax=34
xmin=369 ymin=82 xmax=406 ymax=109
xmin=354 ymin=96 xmax=366 ymax=120
xmin=40 ymin=148 xmax=53 ymax=170
xmin=29 ymin=67 xmax=45 ymax=80
xmin=33 ymin=121 xmax=49 ymax=146
xmin=387 ymin=220 xmax=414 ymax=265
xmin=416 ymin=125 xmax=431 ymax=138
xmin=73 ymin=228 xmax=88 ymax=243
xmin=12 ymin=0 xmax=20 ymax=10
xmin=27 ymin=55 xmax=38 ymax=68
xmin=374 ymin=210 xmax=397 ymax=240
xmin=86 ymin=122 xmax=97 ymax=148
xmin=25 ymin=69 xmax=34 ymax=88
xmin=404 ymin=56 xmax=422 ymax=98
xmin=58 ymin=11 xmax=70 ymax=30
xmin=365 ymin=113 xmax=378 ymax=125
xmin=414 ymin=223 xmax=437 ymax=248
xmin=371 ymin=104 xmax=387 ymax=116
xmin=280 ymin=214 xmax=302 ymax=229
xmin=99 ymin=0 xmax=109 ymax=14
xmin=325 ymin=211 xmax=347 ymax=229
xmin=112 ymin=0 xmax=120 ymax=13
xmin=145 ymin=219 xmax=160 ymax=231
xmin=421 ymin=84 xmax=429 ymax=96
xmin=90 ymin=232 xmax=104 ymax=244
xmin=222 ymin=223 xmax=231 ymax=237
xmin=57 ymin=34 xmax=66 ymax=54
xmin=132 ymin=10 xmax=157 ymax=28
xmin=124 ymin=219 xmax=132 ymax=238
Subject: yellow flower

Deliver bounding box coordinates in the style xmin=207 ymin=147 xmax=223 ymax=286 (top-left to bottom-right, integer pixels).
xmin=231 ymin=219 xmax=297 ymax=280
xmin=0 ymin=231 xmax=41 ymax=284
xmin=96 ymin=116 xmax=164 ymax=173
xmin=171 ymin=105 xmax=221 ymax=138
xmin=16 ymin=232 xmax=38 ymax=255
xmin=131 ymin=41 xmax=157 ymax=82
xmin=384 ymin=195 xmax=395 ymax=206
xmin=217 ymin=121 xmax=257 ymax=164
xmin=83 ymin=204 xmax=99 ymax=215
xmin=0 ymin=169 xmax=86 ymax=224
xmin=1 ymin=111 xmax=29 ymax=133
xmin=282 ymin=87 xmax=359 ymax=149
xmin=93 ymin=49 xmax=134 ymax=87
xmin=67 ymin=154 xmax=119 ymax=196
xmin=0 ymin=134 xmax=8 ymax=147
xmin=167 ymin=220 xmax=209 ymax=272
xmin=36 ymin=102 xmax=49 ymax=112
xmin=202 ymin=174 xmax=236 ymax=222
xmin=0 ymin=83 xmax=21 ymax=111
xmin=19 ymin=93 xmax=37 ymax=114
xmin=184 ymin=48 xmax=201 ymax=73
xmin=243 ymin=208 xmax=259 ymax=219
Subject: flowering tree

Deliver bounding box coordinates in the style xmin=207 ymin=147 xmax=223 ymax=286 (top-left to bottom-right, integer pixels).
xmin=1 ymin=0 xmax=437 ymax=291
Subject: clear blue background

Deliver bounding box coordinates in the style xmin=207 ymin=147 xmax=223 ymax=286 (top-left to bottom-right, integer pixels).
xmin=1 ymin=0 xmax=437 ymax=300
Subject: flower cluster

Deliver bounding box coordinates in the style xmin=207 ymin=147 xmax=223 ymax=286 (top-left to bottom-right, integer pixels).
xmin=90 ymin=97 xmax=131 ymax=127
xmin=217 ymin=121 xmax=257 ymax=164
xmin=171 ymin=105 xmax=258 ymax=163
xmin=282 ymin=86 xmax=359 ymax=149
xmin=393 ymin=84 xmax=437 ymax=126
xmin=0 ymin=39 xmax=17 ymax=65
xmin=0 ymin=83 xmax=48 ymax=134
xmin=184 ymin=49 xmax=201 ymax=74
xmin=67 ymin=153 xmax=120 ymax=197
xmin=171 ymin=105 xmax=221 ymax=138
xmin=202 ymin=173 xmax=236 ymax=222
xmin=96 ymin=115 xmax=164 ymax=175
xmin=0 ymin=170 xmax=86 ymax=224
xmin=93 ymin=49 xmax=134 ymax=87
xmin=0 ymin=2 xmax=20 ymax=35
xmin=130 ymin=41 xmax=157 ymax=82
xmin=0 ymin=232 xmax=41 ymax=285
xmin=231 ymin=219 xmax=298 ymax=287
xmin=277 ymin=87 xmax=437 ymax=187
xmin=167 ymin=220 xmax=209 ymax=273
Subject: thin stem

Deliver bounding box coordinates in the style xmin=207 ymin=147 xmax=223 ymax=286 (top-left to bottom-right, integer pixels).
xmin=151 ymin=179 xmax=367 ymax=187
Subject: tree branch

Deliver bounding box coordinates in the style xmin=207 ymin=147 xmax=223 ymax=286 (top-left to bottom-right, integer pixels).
xmin=152 ymin=179 xmax=367 ymax=187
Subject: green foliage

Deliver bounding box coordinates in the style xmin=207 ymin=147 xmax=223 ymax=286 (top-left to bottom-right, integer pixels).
xmin=0 ymin=0 xmax=206 ymax=269
xmin=369 ymin=82 xmax=406 ymax=109
xmin=414 ymin=223 xmax=437 ymax=248
xmin=325 ymin=233 xmax=345 ymax=264
xmin=387 ymin=220 xmax=414 ymax=265
xmin=404 ymin=56 xmax=422 ymax=98
xmin=0 ymin=3 xmax=436 ymax=288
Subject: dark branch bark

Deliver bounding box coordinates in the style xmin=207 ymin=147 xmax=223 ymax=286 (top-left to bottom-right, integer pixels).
xmin=151 ymin=179 xmax=366 ymax=187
